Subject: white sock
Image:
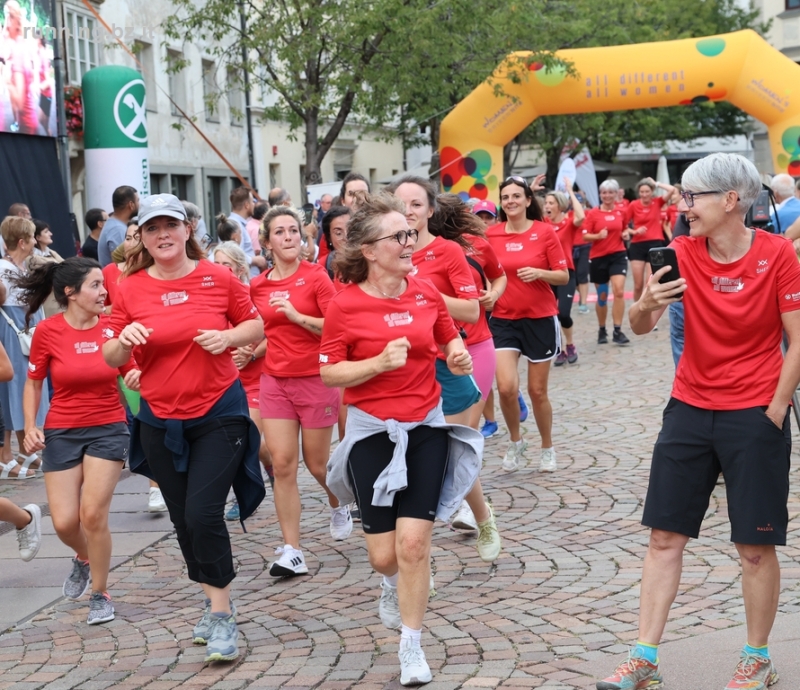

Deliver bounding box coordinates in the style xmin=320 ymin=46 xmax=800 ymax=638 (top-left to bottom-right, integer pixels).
xmin=401 ymin=625 xmax=422 ymax=646
xmin=383 ymin=573 xmax=398 ymax=588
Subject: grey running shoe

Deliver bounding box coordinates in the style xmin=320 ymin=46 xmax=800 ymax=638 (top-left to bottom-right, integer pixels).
xmin=63 ymin=557 xmax=91 ymax=600
xmin=205 ymin=613 xmax=239 ymax=662
xmin=16 ymin=504 xmax=41 ymax=561
xmin=193 ymin=599 xmax=237 ymax=644
xmin=379 ymin=581 xmax=401 ymax=630
xmin=87 ymin=592 xmax=115 ymax=625
xmin=399 ymin=641 xmax=432 ymax=686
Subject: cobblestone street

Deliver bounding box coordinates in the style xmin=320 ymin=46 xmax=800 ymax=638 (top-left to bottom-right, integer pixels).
xmin=2 ymin=308 xmax=800 ymax=690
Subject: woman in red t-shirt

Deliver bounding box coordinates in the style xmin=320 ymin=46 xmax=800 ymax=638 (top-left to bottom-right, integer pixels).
xmin=320 ymin=194 xmax=478 ymax=686
xmin=250 ymin=206 xmax=343 ymax=578
xmin=543 ymin=180 xmax=585 ymax=366
xmin=18 ymin=257 xmax=137 ymax=625
xmin=624 ymin=177 xmax=676 ymax=301
xmin=582 ymin=179 xmax=632 ymax=346
xmin=103 ymin=194 xmax=264 ymax=663
xmin=487 ymin=176 xmax=568 ymax=474
xmin=213 ymin=242 xmax=273 ymax=519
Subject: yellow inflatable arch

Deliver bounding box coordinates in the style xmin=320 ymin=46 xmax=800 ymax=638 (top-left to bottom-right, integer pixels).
xmin=439 ymin=30 xmax=799 ymax=201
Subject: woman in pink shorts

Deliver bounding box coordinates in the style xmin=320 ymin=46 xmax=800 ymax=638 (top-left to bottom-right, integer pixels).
xmin=250 ymin=207 xmax=346 ymax=577
xmin=213 ymin=242 xmax=273 ymax=521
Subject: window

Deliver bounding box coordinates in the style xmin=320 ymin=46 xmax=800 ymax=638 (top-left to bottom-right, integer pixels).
xmin=134 ymin=42 xmax=157 ymax=113
xmin=171 ymin=175 xmax=191 ymax=200
xmin=788 ymin=0 xmax=800 ymax=9
xmin=202 ymin=60 xmax=220 ymax=123
xmin=269 ymin=164 xmax=280 ymax=189
xmin=227 ymin=68 xmax=244 ymax=126
xmin=207 ymin=176 xmax=225 ymax=222
xmin=167 ymin=50 xmax=187 ymax=116
xmin=150 ymin=174 xmax=167 ymax=194
xmin=64 ymin=10 xmax=98 ymax=85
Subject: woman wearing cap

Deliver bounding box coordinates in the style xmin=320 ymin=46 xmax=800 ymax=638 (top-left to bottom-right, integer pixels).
xmin=320 ymin=193 xmax=481 ymax=687
xmin=251 ymin=206 xmax=345 ymax=577
xmin=582 ymin=179 xmax=632 ymax=346
xmin=625 ymin=177 xmax=676 ymax=301
xmin=103 ymin=193 xmax=265 ymax=663
xmin=487 ymin=176 xmax=568 ymax=473
xmin=543 ymin=179 xmax=585 ymax=366
xmin=19 ymin=257 xmax=138 ymax=626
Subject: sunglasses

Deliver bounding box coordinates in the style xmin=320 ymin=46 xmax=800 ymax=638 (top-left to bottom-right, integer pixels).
xmin=504 ymin=175 xmax=530 ymax=187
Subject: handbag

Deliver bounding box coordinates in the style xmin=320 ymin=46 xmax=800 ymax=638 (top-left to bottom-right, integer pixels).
xmin=0 ymin=308 xmax=34 ymax=356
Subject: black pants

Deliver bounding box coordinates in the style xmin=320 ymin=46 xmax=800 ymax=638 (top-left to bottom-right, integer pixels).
xmin=551 ymin=269 xmax=576 ymax=330
xmin=140 ymin=417 xmax=247 ymax=588
xmin=347 ymin=426 xmax=449 ymax=534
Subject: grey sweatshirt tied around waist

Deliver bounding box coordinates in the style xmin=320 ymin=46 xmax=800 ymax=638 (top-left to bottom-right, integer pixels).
xmin=326 ymin=402 xmax=483 ymax=523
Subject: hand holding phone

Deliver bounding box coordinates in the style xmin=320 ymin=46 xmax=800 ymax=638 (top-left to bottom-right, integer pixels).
xmin=648 ymin=247 xmax=683 ymax=301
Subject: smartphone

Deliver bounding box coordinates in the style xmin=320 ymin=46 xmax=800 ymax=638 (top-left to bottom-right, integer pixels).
xmin=648 ymin=247 xmax=682 ymax=298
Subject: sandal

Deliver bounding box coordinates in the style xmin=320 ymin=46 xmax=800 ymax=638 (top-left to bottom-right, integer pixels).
xmin=17 ymin=454 xmax=41 ymax=474
xmin=0 ymin=459 xmax=36 ymax=479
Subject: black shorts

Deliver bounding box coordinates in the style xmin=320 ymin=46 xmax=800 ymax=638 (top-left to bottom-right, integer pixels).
xmin=628 ymin=239 xmax=665 ymax=262
xmin=573 ymin=244 xmax=590 ymax=285
xmin=347 ymin=426 xmax=449 ymax=534
xmin=43 ymin=422 xmax=130 ymax=472
xmin=642 ymin=398 xmax=791 ymax=545
xmin=490 ymin=315 xmax=559 ymax=363
xmin=589 ymin=251 xmax=628 ymax=285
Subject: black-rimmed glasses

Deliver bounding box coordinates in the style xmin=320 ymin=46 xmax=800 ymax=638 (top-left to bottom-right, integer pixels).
xmin=680 ymin=190 xmax=723 ymax=208
xmin=368 ymin=229 xmax=419 ymax=246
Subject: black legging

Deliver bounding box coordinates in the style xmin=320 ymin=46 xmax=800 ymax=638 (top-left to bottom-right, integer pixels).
xmin=140 ymin=416 xmax=247 ymax=588
xmin=552 ymin=268 xmax=577 ymax=330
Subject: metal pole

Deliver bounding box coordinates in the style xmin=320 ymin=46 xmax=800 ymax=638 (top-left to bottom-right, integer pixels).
xmin=50 ymin=0 xmax=72 ymax=211
xmin=239 ymin=2 xmax=256 ymax=194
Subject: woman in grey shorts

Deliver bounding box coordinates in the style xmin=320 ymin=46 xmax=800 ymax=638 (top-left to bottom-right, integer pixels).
xmin=16 ymin=257 xmax=138 ymax=625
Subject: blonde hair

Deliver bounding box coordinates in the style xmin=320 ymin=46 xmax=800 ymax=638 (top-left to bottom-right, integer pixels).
xmin=213 ymin=241 xmax=249 ymax=283
xmin=0 ymin=216 xmax=34 ymax=251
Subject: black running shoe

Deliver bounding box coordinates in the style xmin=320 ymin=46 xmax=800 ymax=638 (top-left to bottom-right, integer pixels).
xmin=612 ymin=330 xmax=630 ymax=346
xmin=597 ymin=328 xmax=608 ymax=345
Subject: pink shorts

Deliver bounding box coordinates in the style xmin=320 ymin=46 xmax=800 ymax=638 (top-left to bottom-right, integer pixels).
xmin=259 ymin=373 xmax=339 ymax=428
xmin=467 ymin=337 xmax=496 ymax=401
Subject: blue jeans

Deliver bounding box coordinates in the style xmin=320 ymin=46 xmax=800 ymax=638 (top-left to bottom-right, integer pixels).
xmin=668 ymin=301 xmax=684 ymax=368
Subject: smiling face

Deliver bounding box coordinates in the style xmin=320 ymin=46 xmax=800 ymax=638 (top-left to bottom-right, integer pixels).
xmin=67 ymin=268 xmax=107 ymax=316
xmin=677 ymin=190 xmax=733 ymax=236
xmin=499 ymin=183 xmax=531 ymax=220
xmin=264 ymin=214 xmax=302 ymax=263
xmin=329 ymin=215 xmax=349 ymax=252
xmin=638 ymin=184 xmax=654 ymax=204
xmin=394 ymin=183 xmax=433 ymax=233
xmin=140 ymin=216 xmax=191 ymax=265
xmin=600 ymin=187 xmax=617 ymax=208
xmin=363 ymin=211 xmax=416 ymax=279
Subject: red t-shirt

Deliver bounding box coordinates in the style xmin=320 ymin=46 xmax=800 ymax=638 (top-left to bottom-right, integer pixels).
xmin=411 ymin=235 xmax=478 ymax=300
xmin=548 ymin=213 xmax=580 ymax=270
xmin=106 ymin=260 xmax=258 ymax=419
xmin=581 ymin=207 xmax=627 ymax=259
xmin=614 ymin=199 xmax=630 ymax=212
xmin=319 ymin=276 xmax=458 ymax=421
xmin=238 ymin=354 xmax=262 ymax=391
xmin=250 ymin=261 xmax=334 ymax=378
xmin=463 ymin=236 xmax=505 ymax=345
xmin=28 ymin=314 xmax=133 ymax=429
xmin=625 ymin=197 xmax=667 ymax=244
xmin=486 ymin=221 xmax=566 ymax=320
xmin=665 ymin=205 xmax=680 ymax=230
xmin=672 ymin=231 xmax=800 ymax=409
xmin=102 ymin=262 xmax=123 ymax=307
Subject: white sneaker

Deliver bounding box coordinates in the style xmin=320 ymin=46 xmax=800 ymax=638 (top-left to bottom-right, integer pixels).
xmin=330 ymin=504 xmax=353 ymax=541
xmin=451 ymin=502 xmax=478 ymax=531
xmin=502 ymin=439 xmax=527 ymax=472
xmin=539 ymin=447 xmax=557 ymax=472
xmin=269 ymin=545 xmax=309 ymax=577
xmin=399 ymin=641 xmax=432 ymax=686
xmin=16 ymin=504 xmax=41 ymax=562
xmin=148 ymin=487 xmax=167 ymax=513
xmin=476 ymin=504 xmax=501 ymax=562
xmin=379 ymin=581 xmax=401 ymax=629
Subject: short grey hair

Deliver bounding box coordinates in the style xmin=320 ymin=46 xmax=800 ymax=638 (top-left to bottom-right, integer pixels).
xmin=681 ymin=153 xmax=761 ymax=216
xmin=599 ymin=179 xmax=619 ymax=193
xmin=770 ymin=173 xmax=795 ymax=201
xmin=181 ymin=200 xmax=200 ymax=221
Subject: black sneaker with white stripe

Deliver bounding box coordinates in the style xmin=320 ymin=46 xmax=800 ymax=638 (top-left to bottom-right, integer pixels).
xmin=269 ymin=546 xmax=309 ymax=577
